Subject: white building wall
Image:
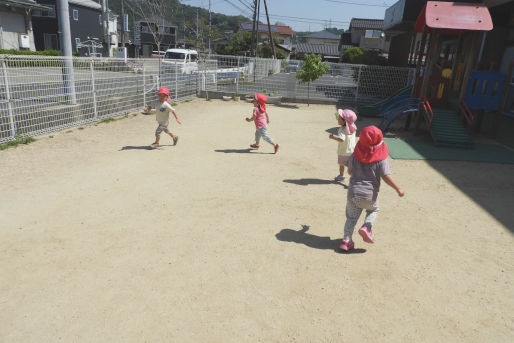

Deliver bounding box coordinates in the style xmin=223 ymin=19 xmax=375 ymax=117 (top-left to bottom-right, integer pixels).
xmin=0 ymin=9 xmax=35 ymax=50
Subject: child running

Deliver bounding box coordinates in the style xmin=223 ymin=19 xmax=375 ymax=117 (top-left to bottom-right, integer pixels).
xmin=329 ymin=109 xmax=357 ymax=182
xmin=145 ymin=87 xmax=181 ymax=148
xmin=340 ymin=125 xmax=405 ymax=251
xmin=245 ymin=93 xmax=279 ymax=154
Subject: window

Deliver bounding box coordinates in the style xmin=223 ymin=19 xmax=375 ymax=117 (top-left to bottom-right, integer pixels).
xmin=32 ymin=5 xmax=56 ymax=18
xmin=99 ymin=15 xmax=102 ymax=25
xmin=365 ymin=30 xmax=382 ymax=39
xmin=73 ymin=9 xmax=78 ymax=21
xmin=75 ymin=38 xmax=81 ymax=47
xmin=43 ymin=33 xmax=59 ymax=50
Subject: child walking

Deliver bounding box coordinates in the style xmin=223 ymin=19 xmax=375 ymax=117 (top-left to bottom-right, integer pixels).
xmin=146 ymin=87 xmax=181 ymax=147
xmin=329 ymin=109 xmax=357 ymax=182
xmin=340 ymin=125 xmax=405 ymax=251
xmin=245 ymin=93 xmax=279 ymax=154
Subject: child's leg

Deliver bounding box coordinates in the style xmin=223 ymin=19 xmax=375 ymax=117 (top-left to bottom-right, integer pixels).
xmin=254 ymin=129 xmax=262 ymax=145
xmin=260 ymin=126 xmax=275 ymax=145
xmin=154 ymin=124 xmax=164 ymax=144
xmin=339 ymin=164 xmax=345 ymax=176
xmin=343 ymin=196 xmax=364 ymax=241
xmin=362 ymin=199 xmax=380 ymax=229
xmin=153 ymin=135 xmax=160 ymax=145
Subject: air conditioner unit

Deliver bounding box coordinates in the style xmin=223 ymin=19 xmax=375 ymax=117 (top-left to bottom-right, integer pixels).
xmin=19 ymin=34 xmax=30 ymax=49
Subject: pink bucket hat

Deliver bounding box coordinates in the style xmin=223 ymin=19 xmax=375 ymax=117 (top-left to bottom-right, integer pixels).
xmin=338 ymin=109 xmax=357 ymax=135
xmin=255 ymin=93 xmax=267 ymax=112
xmin=353 ymin=125 xmax=388 ymax=163
xmin=158 ymin=87 xmax=169 ymax=96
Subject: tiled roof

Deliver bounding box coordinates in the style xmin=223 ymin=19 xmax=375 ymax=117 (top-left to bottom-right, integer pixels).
xmin=304 ymin=30 xmax=340 ymax=40
xmin=275 ymin=25 xmax=295 ymax=35
xmin=0 ymin=0 xmax=51 ymax=10
xmin=69 ymin=0 xmax=101 ymax=10
xmin=296 ymin=43 xmax=339 ymax=56
xmin=350 ymin=18 xmax=384 ymax=30
xmin=238 ymin=22 xmax=295 ymax=36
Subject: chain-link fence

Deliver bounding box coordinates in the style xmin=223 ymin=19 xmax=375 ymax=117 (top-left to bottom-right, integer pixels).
xmin=0 ymin=54 xmax=414 ymax=143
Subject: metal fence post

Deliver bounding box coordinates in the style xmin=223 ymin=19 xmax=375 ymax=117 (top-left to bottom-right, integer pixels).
xmin=355 ymin=64 xmax=363 ymax=104
xmin=236 ymin=56 xmax=240 ymax=95
xmin=175 ymin=67 xmax=178 ymax=102
xmin=143 ymin=62 xmax=146 ymax=107
xmin=90 ymin=59 xmax=98 ymax=119
xmin=1 ymin=57 xmax=16 ymax=139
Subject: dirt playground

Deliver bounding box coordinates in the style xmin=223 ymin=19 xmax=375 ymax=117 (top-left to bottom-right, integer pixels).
xmin=1 ymin=98 xmax=513 ymax=342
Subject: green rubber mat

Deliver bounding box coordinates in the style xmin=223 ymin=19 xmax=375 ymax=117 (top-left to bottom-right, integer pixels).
xmin=384 ymin=138 xmax=514 ymax=164
xmin=430 ymin=110 xmax=474 ymax=148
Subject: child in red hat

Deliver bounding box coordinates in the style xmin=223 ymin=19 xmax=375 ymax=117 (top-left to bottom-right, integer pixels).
xmin=245 ymin=93 xmax=279 ymax=153
xmin=340 ymin=125 xmax=404 ymax=251
xmin=144 ymin=87 xmax=181 ymax=147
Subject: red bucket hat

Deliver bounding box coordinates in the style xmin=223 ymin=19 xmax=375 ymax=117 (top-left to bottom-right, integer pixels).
xmin=353 ymin=126 xmax=388 ymax=163
xmin=255 ymin=93 xmax=267 ymax=112
xmin=158 ymin=87 xmax=169 ymax=96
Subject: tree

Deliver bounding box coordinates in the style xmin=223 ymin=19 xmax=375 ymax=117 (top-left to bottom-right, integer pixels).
xmin=133 ymin=0 xmax=176 ymax=53
xmin=296 ymin=54 xmax=329 ymax=106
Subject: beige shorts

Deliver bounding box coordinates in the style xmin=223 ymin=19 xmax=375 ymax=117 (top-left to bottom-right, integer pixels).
xmin=338 ymin=155 xmax=350 ymax=165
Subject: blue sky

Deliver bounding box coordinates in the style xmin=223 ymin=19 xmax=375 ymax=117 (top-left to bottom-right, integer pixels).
xmin=180 ymin=0 xmax=392 ymax=32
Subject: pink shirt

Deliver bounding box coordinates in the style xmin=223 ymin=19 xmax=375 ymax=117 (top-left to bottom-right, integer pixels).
xmin=253 ymin=107 xmax=267 ymax=129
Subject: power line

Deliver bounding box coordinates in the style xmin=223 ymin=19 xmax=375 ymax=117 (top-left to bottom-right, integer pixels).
xmin=321 ymin=0 xmax=390 ymax=7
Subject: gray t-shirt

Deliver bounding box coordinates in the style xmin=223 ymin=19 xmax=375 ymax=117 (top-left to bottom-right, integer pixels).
xmin=346 ymin=155 xmax=391 ymax=201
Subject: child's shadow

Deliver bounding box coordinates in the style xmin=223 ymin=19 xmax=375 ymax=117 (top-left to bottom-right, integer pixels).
xmin=283 ymin=178 xmax=348 ymax=188
xmin=275 ymin=225 xmax=365 ymax=254
xmin=120 ymin=145 xmax=154 ymax=151
xmin=215 ymin=148 xmax=273 ymax=154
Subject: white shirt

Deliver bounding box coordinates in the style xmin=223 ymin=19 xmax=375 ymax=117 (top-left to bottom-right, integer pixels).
xmin=155 ymin=101 xmax=175 ymax=125
xmin=336 ymin=126 xmax=356 ymax=156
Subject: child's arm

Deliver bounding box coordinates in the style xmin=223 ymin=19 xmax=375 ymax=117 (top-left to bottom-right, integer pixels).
xmin=328 ymin=133 xmax=344 ymax=142
xmin=382 ymin=174 xmax=405 ymax=197
xmin=265 ymin=111 xmax=270 ymax=124
xmin=171 ymin=109 xmax=181 ymax=124
xmin=245 ymin=114 xmax=256 ymax=122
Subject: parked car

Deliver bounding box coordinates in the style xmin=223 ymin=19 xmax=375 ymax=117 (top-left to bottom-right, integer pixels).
xmin=161 ymin=48 xmax=199 ymax=74
xmin=152 ymin=51 xmax=166 ymax=58
xmin=284 ymin=61 xmax=300 ymax=72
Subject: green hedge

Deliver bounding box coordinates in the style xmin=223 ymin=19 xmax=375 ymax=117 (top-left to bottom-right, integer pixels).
xmin=0 ymin=49 xmax=80 ymax=56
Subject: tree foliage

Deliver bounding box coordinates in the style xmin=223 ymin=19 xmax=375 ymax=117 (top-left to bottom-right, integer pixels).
xmin=342 ymin=47 xmax=387 ymax=65
xmin=296 ymin=54 xmax=329 ymax=106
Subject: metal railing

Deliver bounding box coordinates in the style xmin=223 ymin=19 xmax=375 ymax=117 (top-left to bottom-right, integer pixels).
xmin=0 ymin=54 xmax=414 ymax=143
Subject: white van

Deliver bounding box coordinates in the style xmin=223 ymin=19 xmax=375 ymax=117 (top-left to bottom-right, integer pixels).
xmin=162 ymin=48 xmax=199 ymax=74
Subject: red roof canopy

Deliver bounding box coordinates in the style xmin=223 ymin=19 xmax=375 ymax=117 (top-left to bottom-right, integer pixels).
xmin=414 ymin=1 xmax=493 ymax=33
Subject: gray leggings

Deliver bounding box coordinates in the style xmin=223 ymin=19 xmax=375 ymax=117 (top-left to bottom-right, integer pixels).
xmin=343 ymin=196 xmax=380 ymax=240
xmin=255 ymin=126 xmax=274 ymax=145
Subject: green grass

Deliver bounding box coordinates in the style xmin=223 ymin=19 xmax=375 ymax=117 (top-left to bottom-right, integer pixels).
xmin=78 ymin=127 xmax=84 ymax=130
xmin=0 ymin=135 xmax=36 ymax=150
xmin=99 ymin=117 xmax=116 ymax=124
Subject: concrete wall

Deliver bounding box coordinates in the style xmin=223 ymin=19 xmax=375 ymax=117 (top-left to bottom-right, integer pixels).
xmin=0 ymin=8 xmax=35 ymax=50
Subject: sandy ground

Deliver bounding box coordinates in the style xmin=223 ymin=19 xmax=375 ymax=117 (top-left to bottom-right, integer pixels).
xmin=1 ymin=98 xmax=513 ymax=342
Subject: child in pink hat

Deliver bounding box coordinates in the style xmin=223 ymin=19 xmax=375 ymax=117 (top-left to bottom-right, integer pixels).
xmin=329 ymin=109 xmax=357 ymax=182
xmin=245 ymin=93 xmax=279 ymax=153
xmin=144 ymin=87 xmax=181 ymax=147
xmin=340 ymin=125 xmax=404 ymax=252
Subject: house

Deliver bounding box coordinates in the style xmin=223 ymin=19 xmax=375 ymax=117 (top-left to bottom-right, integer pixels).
xmin=295 ymin=42 xmax=340 ymax=62
xmin=303 ymin=30 xmax=340 ymax=45
xmin=349 ymin=18 xmax=389 ymax=52
xmin=237 ymin=22 xmax=296 ymax=51
xmin=134 ymin=17 xmax=177 ymax=57
xmin=0 ymin=0 xmax=50 ymax=51
xmin=31 ymin=0 xmax=115 ymax=55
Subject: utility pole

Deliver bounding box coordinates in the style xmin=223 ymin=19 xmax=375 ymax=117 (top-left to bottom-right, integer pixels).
xmin=56 ymin=0 xmax=76 ymax=104
xmin=208 ymin=0 xmax=211 ymax=53
xmin=250 ymin=0 xmax=257 ymax=56
xmin=255 ymin=0 xmax=260 ymax=57
xmin=120 ymin=0 xmax=125 ymax=46
xmin=196 ymin=8 xmax=199 ymax=50
xmin=101 ymin=0 xmax=110 ymax=56
xmin=263 ymin=0 xmax=275 ymax=59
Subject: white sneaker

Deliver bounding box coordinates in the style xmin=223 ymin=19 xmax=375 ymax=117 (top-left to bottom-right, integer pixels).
xmin=334 ymin=175 xmax=345 ymax=182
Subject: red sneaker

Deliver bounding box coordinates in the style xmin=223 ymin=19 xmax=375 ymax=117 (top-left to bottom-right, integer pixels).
xmin=339 ymin=239 xmax=354 ymax=251
xmin=250 ymin=144 xmax=260 ymax=149
xmin=358 ymin=226 xmax=374 ymax=244
xmin=274 ymin=143 xmax=279 ymax=154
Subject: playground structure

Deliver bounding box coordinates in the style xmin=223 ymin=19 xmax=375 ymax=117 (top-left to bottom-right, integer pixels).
xmin=372 ymin=2 xmax=511 ymax=149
